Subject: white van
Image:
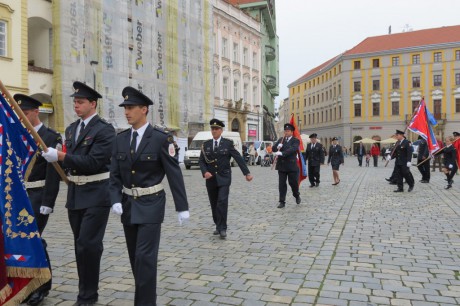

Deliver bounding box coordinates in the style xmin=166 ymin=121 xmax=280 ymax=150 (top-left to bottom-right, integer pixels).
xmin=243 ymin=141 xmax=273 ymax=165
xmin=184 ymin=131 xmax=242 ymax=169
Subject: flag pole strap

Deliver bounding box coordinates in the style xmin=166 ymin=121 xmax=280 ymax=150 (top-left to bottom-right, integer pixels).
xmin=0 ymin=80 xmax=69 ymax=185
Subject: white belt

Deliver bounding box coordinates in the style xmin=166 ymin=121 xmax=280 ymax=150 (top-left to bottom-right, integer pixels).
xmin=122 ymin=184 xmax=164 ymax=197
xmin=25 ymin=180 xmax=46 ymax=189
xmin=68 ymin=172 xmax=110 ymax=185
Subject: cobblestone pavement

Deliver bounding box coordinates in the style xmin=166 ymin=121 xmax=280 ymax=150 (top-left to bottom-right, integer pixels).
xmin=29 ymin=157 xmax=460 ymax=306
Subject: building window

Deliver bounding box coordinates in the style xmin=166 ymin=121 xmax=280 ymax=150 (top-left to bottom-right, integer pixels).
xmin=252 ymin=52 xmax=258 ymax=69
xmin=372 ymin=80 xmax=380 ymax=91
xmin=233 ymin=43 xmax=239 ymax=62
xmin=392 ymin=57 xmax=399 ymax=66
xmin=456 ymin=50 xmax=460 ymax=61
xmin=252 ymin=86 xmax=257 ymax=104
xmin=372 ymin=102 xmax=379 ymax=116
xmin=456 ymin=98 xmax=460 ymax=113
xmin=434 ymin=52 xmax=442 ymax=63
xmin=392 ymin=78 xmax=400 ymax=90
xmin=354 ymin=104 xmax=361 ymax=117
xmin=233 ymin=81 xmax=239 ymax=100
xmin=297 ymin=100 xmax=299 ymax=109
xmin=412 ymin=76 xmax=420 ymax=88
xmin=243 ymin=83 xmax=248 ymax=101
xmin=372 ymin=59 xmax=379 ymax=68
xmin=433 ymin=75 xmax=442 ymax=86
xmin=304 ymin=98 xmax=306 ymax=107
xmin=223 ymin=77 xmax=228 ymax=99
xmin=392 ymin=101 xmax=399 ymax=116
xmin=0 ymin=21 xmax=6 ymax=57
xmin=339 ymin=105 xmax=342 ymax=118
xmin=412 ymin=54 xmax=420 ymax=64
xmin=353 ymin=61 xmax=361 ymax=70
xmin=456 ymin=73 xmax=460 ymax=85
xmin=243 ymin=47 xmax=248 ymax=65
xmin=354 ymin=81 xmax=361 ymax=92
xmin=309 ymin=97 xmax=311 ymax=105
xmin=222 ymin=38 xmax=228 ymax=58
xmin=412 ymin=100 xmax=420 ymax=113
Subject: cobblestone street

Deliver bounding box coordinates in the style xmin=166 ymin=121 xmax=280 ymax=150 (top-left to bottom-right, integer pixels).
xmin=33 ymin=157 xmax=460 ymax=306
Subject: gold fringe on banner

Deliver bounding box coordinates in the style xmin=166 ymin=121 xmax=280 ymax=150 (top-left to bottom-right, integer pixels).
xmin=1 ymin=267 xmax=51 ymax=306
xmin=7 ymin=267 xmax=51 ymax=279
xmin=0 ymin=284 xmax=13 ymax=304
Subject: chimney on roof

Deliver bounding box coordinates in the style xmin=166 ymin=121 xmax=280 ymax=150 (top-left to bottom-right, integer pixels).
xmin=388 ymin=25 xmax=391 ymax=34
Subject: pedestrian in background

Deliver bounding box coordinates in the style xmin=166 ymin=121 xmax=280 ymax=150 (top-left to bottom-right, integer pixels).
xmin=16 ymin=94 xmax=62 ymax=306
xmin=356 ymin=141 xmax=365 ymax=166
xmin=199 ymin=119 xmax=253 ymax=238
xmin=305 ymin=133 xmax=324 ymax=187
xmin=41 ymin=81 xmax=115 ymax=306
xmin=248 ymin=144 xmax=256 ymax=165
xmin=327 ymin=137 xmax=344 ymax=185
xmin=442 ymin=135 xmax=458 ymax=189
xmin=109 ymin=87 xmax=189 ymax=305
xmin=273 ymin=123 xmax=301 ymax=208
xmin=370 ymin=143 xmax=380 ymax=167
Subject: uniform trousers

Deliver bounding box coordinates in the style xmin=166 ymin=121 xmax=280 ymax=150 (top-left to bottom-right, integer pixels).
xmin=395 ymin=164 xmax=414 ymax=189
xmin=68 ymin=206 xmax=110 ymax=303
xmin=417 ymin=160 xmax=431 ymax=181
xmin=206 ymin=178 xmax=230 ymax=231
xmin=308 ymin=164 xmax=320 ymax=185
xmin=278 ymin=170 xmax=299 ymax=203
xmin=123 ymin=223 xmax=161 ymax=306
xmin=446 ymin=164 xmax=458 ymax=182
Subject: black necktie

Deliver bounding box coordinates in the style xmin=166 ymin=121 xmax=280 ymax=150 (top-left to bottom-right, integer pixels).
xmin=214 ymin=140 xmax=218 ymax=152
xmin=312 ymin=144 xmax=315 ymax=149
xmin=130 ymin=131 xmax=138 ymax=155
xmin=76 ymin=121 xmax=85 ymax=140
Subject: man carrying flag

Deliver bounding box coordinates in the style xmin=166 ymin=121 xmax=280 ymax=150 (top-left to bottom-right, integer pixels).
xmin=0 ymin=92 xmax=51 ymax=305
xmin=272 ymin=116 xmax=306 ymax=208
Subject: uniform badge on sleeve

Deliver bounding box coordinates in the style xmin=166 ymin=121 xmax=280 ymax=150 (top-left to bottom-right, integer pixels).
xmin=168 ymin=143 xmax=176 ymax=157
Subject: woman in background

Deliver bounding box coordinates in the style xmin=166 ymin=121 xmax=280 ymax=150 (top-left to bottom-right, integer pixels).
xmin=327 ymin=137 xmax=344 ymax=185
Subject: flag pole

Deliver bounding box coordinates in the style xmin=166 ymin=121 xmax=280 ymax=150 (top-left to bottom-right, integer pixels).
xmin=416 ymin=137 xmax=460 ymax=167
xmin=384 ymin=97 xmax=424 ymax=167
xmin=0 ymin=80 xmax=69 ymax=185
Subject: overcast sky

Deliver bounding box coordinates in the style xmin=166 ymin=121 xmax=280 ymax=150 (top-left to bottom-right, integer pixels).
xmin=275 ymin=0 xmax=460 ymax=107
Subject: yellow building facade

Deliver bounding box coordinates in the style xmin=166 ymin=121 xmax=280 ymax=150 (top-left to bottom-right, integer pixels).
xmin=289 ymin=25 xmax=460 ymax=152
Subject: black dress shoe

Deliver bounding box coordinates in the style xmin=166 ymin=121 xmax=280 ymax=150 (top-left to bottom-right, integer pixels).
xmin=385 ymin=178 xmax=391 ymax=182
xmin=219 ymin=230 xmax=227 ymax=239
xmin=295 ymin=196 xmax=301 ymax=204
xmin=309 ymin=184 xmax=315 ymax=188
xmin=393 ymin=189 xmax=403 ymax=192
xmin=408 ymin=186 xmax=414 ymax=192
xmin=277 ymin=202 xmax=285 ymax=208
xmin=213 ymin=230 xmax=219 ymax=235
xmin=445 ymin=184 xmax=452 ymax=189
xmin=315 ymin=183 xmax=320 ymax=187
xmin=389 ymin=182 xmax=397 ymax=185
xmin=27 ymin=291 xmax=48 ymax=306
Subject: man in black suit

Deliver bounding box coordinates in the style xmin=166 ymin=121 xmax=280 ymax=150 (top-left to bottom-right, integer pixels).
xmin=15 ymin=94 xmax=61 ymax=306
xmin=304 ymin=133 xmax=325 ymax=187
xmin=386 ymin=130 xmax=414 ymax=192
xmin=273 ymin=123 xmax=301 ymax=208
xmin=109 ymin=87 xmax=189 ymax=305
xmin=199 ymin=119 xmax=253 ymax=238
xmin=42 ymin=81 xmax=115 ymax=306
xmin=416 ymin=136 xmax=430 ymax=183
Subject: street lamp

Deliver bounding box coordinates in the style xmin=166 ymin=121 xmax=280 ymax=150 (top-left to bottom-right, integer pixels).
xmin=255 ymin=105 xmax=260 ymax=141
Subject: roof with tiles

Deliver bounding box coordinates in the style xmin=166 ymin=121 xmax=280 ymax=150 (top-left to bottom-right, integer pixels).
xmin=290 ymin=25 xmax=460 ymax=86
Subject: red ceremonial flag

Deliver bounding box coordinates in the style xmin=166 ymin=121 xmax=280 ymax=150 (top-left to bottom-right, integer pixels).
xmin=289 ymin=115 xmax=308 ymax=186
xmin=407 ymin=98 xmax=440 ymax=155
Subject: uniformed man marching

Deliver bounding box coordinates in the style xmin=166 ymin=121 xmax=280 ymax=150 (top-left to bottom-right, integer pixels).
xmin=15 ymin=94 xmax=61 ymax=306
xmin=199 ymin=119 xmax=253 ymax=239
xmin=272 ymin=123 xmax=301 ymax=208
xmin=416 ymin=135 xmax=430 ymax=183
xmin=42 ymin=81 xmax=115 ymax=306
xmin=304 ymin=133 xmax=325 ymax=187
xmin=386 ymin=129 xmax=415 ymax=192
xmin=109 ymin=87 xmax=189 ymax=305
xmin=327 ymin=137 xmax=344 ymax=185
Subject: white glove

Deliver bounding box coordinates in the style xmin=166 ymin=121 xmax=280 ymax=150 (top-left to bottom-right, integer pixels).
xmin=41 ymin=147 xmax=58 ymax=163
xmin=178 ymin=211 xmax=190 ymax=226
xmin=277 ymin=143 xmax=283 ymax=149
xmin=111 ymin=203 xmax=123 ymax=215
xmin=386 ymin=155 xmax=391 ymax=161
xmin=449 ymin=164 xmax=453 ymax=169
xmin=39 ymin=206 xmax=53 ymax=215
xmin=274 ymin=151 xmax=283 ymax=156
xmin=406 ymin=162 xmax=411 ymax=167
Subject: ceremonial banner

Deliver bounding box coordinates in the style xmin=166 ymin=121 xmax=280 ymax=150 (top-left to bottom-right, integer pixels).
xmin=289 ymin=114 xmax=308 ymax=186
xmin=407 ymin=98 xmax=440 ymax=155
xmin=0 ymin=94 xmax=50 ymax=305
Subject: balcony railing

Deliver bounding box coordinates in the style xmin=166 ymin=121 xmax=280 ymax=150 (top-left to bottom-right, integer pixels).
xmin=265 ymin=45 xmax=275 ymax=61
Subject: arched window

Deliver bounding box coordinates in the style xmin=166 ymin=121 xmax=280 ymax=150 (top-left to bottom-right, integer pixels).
xmin=231 ymin=118 xmax=240 ymax=132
